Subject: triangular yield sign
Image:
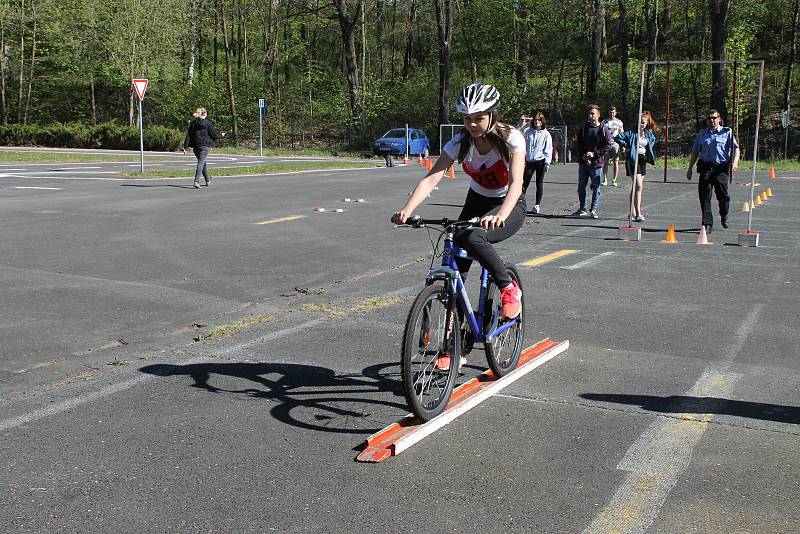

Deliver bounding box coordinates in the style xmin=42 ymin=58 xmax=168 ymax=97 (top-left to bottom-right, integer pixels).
xmin=132 ymin=79 xmax=148 ymax=101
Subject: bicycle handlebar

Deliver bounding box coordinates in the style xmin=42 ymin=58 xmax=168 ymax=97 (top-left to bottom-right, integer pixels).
xmin=393 ymin=215 xmax=480 ymax=229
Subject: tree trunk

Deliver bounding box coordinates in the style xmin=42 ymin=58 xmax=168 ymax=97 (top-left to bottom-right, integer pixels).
xmin=783 ymin=0 xmax=799 ymax=111
xmin=433 ymin=0 xmax=453 ymax=127
xmin=618 ymin=0 xmax=630 ymax=125
xmin=390 ymin=0 xmax=397 ymax=81
xmin=586 ymin=0 xmax=604 ymax=98
xmin=462 ymin=0 xmax=478 ymax=82
xmin=188 ymin=1 xmax=197 ymax=85
xmin=644 ymin=0 xmax=659 ymax=98
xmin=23 ymin=3 xmax=35 ymax=124
xmin=263 ymin=0 xmax=278 ymax=95
xmin=402 ymin=0 xmax=416 ymax=79
xmin=515 ymin=2 xmax=530 ymax=89
xmin=709 ymin=0 xmax=730 ymax=117
xmin=219 ymin=0 xmax=238 ymax=141
xmin=17 ymin=0 xmax=25 ymax=123
xmin=333 ymin=0 xmax=364 ymax=143
xmin=90 ymin=74 xmax=97 ymax=126
xmin=0 ymin=21 xmax=7 ymax=124
xmin=376 ymin=0 xmax=384 ymax=77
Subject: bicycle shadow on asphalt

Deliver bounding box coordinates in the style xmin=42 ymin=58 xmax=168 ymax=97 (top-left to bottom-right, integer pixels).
xmin=580 ymin=393 xmax=800 ymax=425
xmin=139 ymin=361 xmax=408 ymax=434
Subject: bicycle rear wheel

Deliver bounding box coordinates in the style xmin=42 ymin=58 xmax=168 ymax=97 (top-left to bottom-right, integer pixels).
xmin=401 ymin=284 xmax=461 ymax=421
xmin=484 ymin=265 xmax=525 ymax=377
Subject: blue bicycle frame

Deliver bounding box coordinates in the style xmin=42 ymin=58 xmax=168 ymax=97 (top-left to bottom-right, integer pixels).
xmin=425 ymin=231 xmax=519 ymax=344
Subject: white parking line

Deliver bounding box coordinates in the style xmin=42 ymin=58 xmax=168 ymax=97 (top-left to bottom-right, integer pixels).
xmin=560 ymin=251 xmax=616 ymax=270
xmin=13 ymin=186 xmax=63 ymax=190
xmin=582 ymin=304 xmax=763 ymax=534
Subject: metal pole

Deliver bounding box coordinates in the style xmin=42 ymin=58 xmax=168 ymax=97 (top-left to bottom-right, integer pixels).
xmin=138 ymin=99 xmax=144 ymax=173
xmin=785 ymin=103 xmax=790 ymax=160
xmin=748 ymin=61 xmax=765 ymax=233
xmin=731 ymin=60 xmax=739 ymax=183
xmin=631 ymin=62 xmax=646 ymax=227
xmin=664 ymin=62 xmax=671 ymax=183
xmin=259 ymin=107 xmax=264 ymax=157
xmin=405 ymin=123 xmax=409 ymax=161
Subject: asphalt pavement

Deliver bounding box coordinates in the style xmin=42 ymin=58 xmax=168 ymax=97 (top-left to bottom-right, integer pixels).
xmin=0 ymin=150 xmax=798 ymax=532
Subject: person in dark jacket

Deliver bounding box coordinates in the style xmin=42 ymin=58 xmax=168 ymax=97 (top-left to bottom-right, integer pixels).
xmin=572 ymin=104 xmax=613 ymax=218
xmin=183 ymin=107 xmax=224 ymax=188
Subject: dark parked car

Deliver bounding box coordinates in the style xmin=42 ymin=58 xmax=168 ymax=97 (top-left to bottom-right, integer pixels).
xmin=372 ymin=128 xmax=430 ymax=158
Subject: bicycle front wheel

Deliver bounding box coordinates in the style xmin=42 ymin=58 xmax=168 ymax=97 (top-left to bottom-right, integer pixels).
xmin=484 ymin=265 xmax=525 ymax=377
xmin=401 ymin=284 xmax=460 ymax=421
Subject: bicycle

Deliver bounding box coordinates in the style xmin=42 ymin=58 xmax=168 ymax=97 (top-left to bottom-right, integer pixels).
xmin=395 ymin=216 xmax=525 ymax=421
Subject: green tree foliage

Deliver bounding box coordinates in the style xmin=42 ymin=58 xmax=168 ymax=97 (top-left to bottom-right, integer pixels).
xmin=0 ymin=0 xmax=796 ymax=156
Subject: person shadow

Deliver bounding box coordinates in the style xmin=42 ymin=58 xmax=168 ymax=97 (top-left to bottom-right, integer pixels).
xmin=580 ymin=393 xmax=800 ymax=425
xmin=120 ymin=184 xmax=196 ymax=189
xmin=140 ymin=360 xmax=407 ymax=434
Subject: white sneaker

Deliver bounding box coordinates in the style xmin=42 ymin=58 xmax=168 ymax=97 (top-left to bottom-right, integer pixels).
xmin=589 ymin=210 xmax=599 ymax=219
xmin=528 ymin=205 xmax=540 ymax=215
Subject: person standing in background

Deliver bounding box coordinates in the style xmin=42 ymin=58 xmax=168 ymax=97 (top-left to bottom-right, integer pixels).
xmin=602 ymin=106 xmax=624 ymax=187
xmin=183 ymin=107 xmax=225 ymax=189
xmin=572 ymin=104 xmax=613 ymax=219
xmin=522 ymin=112 xmax=553 ymax=215
xmin=615 ymin=111 xmax=659 ymax=222
xmin=686 ymin=110 xmax=740 ymax=233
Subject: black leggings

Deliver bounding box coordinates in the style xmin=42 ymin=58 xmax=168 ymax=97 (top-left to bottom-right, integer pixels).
xmin=522 ymin=160 xmax=547 ymax=205
xmin=454 ymin=189 xmax=526 ymax=287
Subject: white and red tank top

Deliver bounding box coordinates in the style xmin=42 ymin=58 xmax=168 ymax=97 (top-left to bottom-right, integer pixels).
xmin=442 ymin=129 xmax=525 ymax=198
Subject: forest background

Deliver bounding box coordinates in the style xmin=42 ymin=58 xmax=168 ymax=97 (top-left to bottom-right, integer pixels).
xmin=0 ymin=0 xmax=797 ymax=159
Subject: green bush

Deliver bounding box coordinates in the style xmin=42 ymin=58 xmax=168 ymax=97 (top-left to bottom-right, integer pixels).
xmin=0 ymin=122 xmax=184 ymax=151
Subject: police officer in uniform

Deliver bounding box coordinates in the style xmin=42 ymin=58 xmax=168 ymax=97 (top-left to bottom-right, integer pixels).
xmin=686 ymin=109 xmax=740 ymax=233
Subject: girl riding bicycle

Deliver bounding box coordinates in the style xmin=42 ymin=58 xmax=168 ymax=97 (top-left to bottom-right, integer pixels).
xmin=392 ymin=82 xmax=526 ymax=326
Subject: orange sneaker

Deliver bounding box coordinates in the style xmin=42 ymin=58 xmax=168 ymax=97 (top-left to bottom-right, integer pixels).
xmin=500 ymin=281 xmax=522 ymax=319
xmin=435 ymin=354 xmax=467 ymax=372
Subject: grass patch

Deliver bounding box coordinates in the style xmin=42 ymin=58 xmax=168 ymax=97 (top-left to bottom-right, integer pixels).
xmin=213 ymin=146 xmax=367 ymax=158
xmin=301 ymin=296 xmax=403 ymax=318
xmin=196 ymin=312 xmax=282 ymax=341
xmin=0 ymin=150 xmax=150 ymax=163
xmin=121 ymin=160 xmax=378 ymax=177
xmin=108 ymin=358 xmax=129 ymax=366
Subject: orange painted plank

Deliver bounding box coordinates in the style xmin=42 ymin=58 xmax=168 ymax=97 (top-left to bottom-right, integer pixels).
xmin=356 ymin=338 xmax=565 ymax=462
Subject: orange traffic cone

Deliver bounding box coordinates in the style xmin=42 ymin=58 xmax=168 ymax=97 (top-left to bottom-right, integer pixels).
xmin=448 ymin=166 xmax=456 ymax=179
xmin=769 ymin=167 xmax=776 ymax=180
xmin=425 ymin=158 xmax=432 ymax=171
xmin=662 ymin=223 xmax=678 ymax=243
xmin=417 ymin=154 xmax=424 ymax=164
xmin=402 ymin=154 xmax=409 ymax=164
xmin=697 ymin=225 xmax=711 ymax=245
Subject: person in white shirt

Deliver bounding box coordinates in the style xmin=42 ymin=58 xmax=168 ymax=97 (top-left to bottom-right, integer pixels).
xmin=522 ymin=112 xmax=553 ymax=214
xmin=601 ymin=106 xmax=624 ymax=187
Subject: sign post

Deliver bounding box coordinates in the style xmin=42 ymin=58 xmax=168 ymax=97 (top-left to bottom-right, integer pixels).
xmin=132 ymin=79 xmax=149 ymax=173
xmin=258 ymin=98 xmax=266 ymax=157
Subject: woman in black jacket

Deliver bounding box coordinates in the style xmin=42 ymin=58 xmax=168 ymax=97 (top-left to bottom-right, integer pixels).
xmin=183 ymin=107 xmax=224 ymax=188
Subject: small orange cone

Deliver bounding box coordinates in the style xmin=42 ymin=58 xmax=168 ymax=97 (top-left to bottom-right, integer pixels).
xmin=742 ymin=201 xmax=750 ymax=212
xmin=448 ymin=166 xmax=456 ymax=179
xmin=769 ymin=167 xmax=776 ymax=180
xmin=417 ymin=154 xmax=424 ymax=164
xmin=426 ymin=158 xmax=432 ymax=171
xmin=766 ymin=187 xmax=773 ymax=197
xmin=402 ymin=154 xmax=409 ymax=164
xmin=697 ymin=225 xmax=711 ymax=245
xmin=662 ymin=223 xmax=678 ymax=243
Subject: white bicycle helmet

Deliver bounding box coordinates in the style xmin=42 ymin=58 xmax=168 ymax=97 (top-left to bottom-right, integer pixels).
xmin=456 ymin=83 xmax=500 ymax=115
